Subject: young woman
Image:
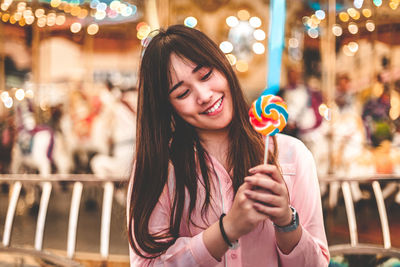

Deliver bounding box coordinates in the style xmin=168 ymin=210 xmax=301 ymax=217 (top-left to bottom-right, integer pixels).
xmin=127 ymin=24 xmax=329 ymax=266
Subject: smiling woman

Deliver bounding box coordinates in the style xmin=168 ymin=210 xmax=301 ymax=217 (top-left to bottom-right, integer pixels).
xmin=168 ymin=54 xmax=233 ymax=133
xmin=127 ymin=24 xmax=329 ymax=267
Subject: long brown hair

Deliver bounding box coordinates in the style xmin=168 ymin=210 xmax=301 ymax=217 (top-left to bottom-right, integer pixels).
xmin=128 ymin=24 xmax=278 ymax=259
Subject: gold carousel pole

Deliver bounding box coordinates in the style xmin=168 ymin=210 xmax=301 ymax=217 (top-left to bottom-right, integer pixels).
xmin=83 ymin=28 xmax=94 ymax=91
xmin=320 ymin=0 xmax=336 ymax=175
xmin=0 ymin=22 xmax=5 ymax=93
xmin=32 ymin=3 xmax=41 ymax=94
xmin=146 ymin=0 xmax=160 ymax=30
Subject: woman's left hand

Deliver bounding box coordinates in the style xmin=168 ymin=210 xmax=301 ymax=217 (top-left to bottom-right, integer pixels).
xmin=244 ymin=164 xmax=292 ymax=227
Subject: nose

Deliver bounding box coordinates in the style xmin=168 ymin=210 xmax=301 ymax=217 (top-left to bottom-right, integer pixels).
xmin=195 ymin=84 xmax=213 ymax=105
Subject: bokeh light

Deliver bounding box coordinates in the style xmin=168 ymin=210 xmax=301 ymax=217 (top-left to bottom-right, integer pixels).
xmin=184 ymin=16 xmax=197 ymax=28
xmin=219 ymin=41 xmax=233 ymax=53
xmin=249 ymin=16 xmax=261 ymax=28
xmin=253 ymin=29 xmax=266 ymax=41
xmin=252 ymin=42 xmax=265 ymax=54
xmin=87 ymin=23 xmax=99 ymax=35
xmin=70 ymin=22 xmax=82 ymax=33
xmin=332 ymin=24 xmax=343 ymax=36
xmin=226 ymin=15 xmax=239 ymax=28
xmin=235 ymin=60 xmax=248 ymax=72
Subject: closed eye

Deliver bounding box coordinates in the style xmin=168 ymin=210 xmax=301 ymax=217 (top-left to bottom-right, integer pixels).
xmin=201 ymin=69 xmax=213 ymax=81
xmin=177 ymin=89 xmax=189 ymax=99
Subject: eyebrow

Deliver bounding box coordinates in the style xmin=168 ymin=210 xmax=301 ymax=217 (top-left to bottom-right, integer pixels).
xmin=168 ymin=64 xmax=204 ymax=94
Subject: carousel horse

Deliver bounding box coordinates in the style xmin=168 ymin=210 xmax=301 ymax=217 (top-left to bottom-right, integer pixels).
xmin=61 ymin=89 xmax=111 ymax=173
xmin=11 ymin=100 xmax=54 ymax=176
xmin=90 ymin=89 xmax=137 ymax=205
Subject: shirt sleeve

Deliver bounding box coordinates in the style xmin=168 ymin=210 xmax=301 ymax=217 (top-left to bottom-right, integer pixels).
xmin=277 ymin=141 xmax=330 ymax=267
xmin=128 ymin=170 xmax=220 ymax=267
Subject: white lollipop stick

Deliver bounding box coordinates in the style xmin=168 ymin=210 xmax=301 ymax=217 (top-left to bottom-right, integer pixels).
xmin=263 ymin=135 xmax=270 ymax=165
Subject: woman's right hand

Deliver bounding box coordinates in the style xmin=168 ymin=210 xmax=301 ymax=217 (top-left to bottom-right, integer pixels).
xmin=222 ymin=180 xmax=269 ymax=242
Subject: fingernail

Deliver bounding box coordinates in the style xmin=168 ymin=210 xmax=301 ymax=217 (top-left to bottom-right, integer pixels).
xmin=249 ymin=168 xmax=254 ymax=173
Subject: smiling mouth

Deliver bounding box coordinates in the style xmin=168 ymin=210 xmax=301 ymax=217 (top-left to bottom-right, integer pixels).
xmin=202 ymin=97 xmax=224 ymax=115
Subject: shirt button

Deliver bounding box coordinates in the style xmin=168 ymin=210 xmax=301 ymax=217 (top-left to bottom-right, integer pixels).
xmin=231 ymin=254 xmax=237 ymax=259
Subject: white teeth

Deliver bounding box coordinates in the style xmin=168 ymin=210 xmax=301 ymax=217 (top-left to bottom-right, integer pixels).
xmin=205 ymin=98 xmax=222 ymax=114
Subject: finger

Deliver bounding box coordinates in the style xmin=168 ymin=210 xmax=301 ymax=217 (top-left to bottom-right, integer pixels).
xmin=249 ymin=164 xmax=283 ymax=183
xmin=245 ymin=176 xmax=284 ymax=196
xmin=244 ymin=190 xmax=282 ymax=207
xmin=252 ymin=203 xmax=285 ymax=219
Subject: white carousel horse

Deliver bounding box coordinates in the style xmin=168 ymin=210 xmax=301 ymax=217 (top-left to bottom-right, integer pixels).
xmin=90 ymin=89 xmax=136 ymax=205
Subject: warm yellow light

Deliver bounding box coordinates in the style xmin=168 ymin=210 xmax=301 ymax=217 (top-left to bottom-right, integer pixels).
xmin=50 ymin=0 xmax=61 ymax=8
xmin=87 ymin=23 xmax=99 ymax=35
xmin=389 ymin=1 xmax=399 ymax=9
xmin=78 ymin=9 xmax=88 ymax=19
xmin=332 ymin=24 xmax=343 ymax=36
xmin=348 ymin=41 xmax=359 ymax=53
xmin=347 ymin=8 xmax=357 ymax=18
xmin=70 ymin=22 xmax=82 ymax=33
xmin=366 ymin=20 xmax=375 ymax=31
xmin=1 ymin=3 xmax=9 ymax=11
xmin=362 ymin=8 xmax=372 ymax=17
xmin=237 ymin=9 xmax=250 ymax=21
xmin=64 ymin=4 xmax=72 ymax=13
xmin=70 ymin=6 xmax=80 ymax=16
xmin=348 ymin=22 xmax=358 ymax=34
xmin=55 ymin=14 xmax=65 ymax=25
xmin=2 ymin=13 xmax=10 ymax=22
xmin=225 ymin=54 xmax=237 ymax=65
xmin=25 ymin=15 xmax=34 ymax=24
xmin=339 ymin=12 xmax=349 ymax=22
xmin=110 ymin=0 xmax=120 ymax=10
xmin=37 ymin=17 xmax=46 ymax=27
xmin=9 ymin=15 xmax=16 ymax=24
xmin=18 ymin=17 xmax=26 ymax=26
xmin=17 ymin=2 xmax=26 ymax=12
xmin=236 ymin=60 xmax=248 ymax=72
xmin=35 ymin=8 xmax=45 ymax=18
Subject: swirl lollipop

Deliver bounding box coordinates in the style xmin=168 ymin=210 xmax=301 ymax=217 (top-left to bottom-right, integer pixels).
xmin=249 ymin=94 xmax=288 ymax=164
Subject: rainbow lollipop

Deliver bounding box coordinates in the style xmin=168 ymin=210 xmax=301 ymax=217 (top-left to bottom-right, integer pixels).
xmin=249 ymin=94 xmax=288 ymax=164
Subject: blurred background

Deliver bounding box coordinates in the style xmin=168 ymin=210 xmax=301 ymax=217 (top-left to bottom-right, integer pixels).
xmin=1 ymin=0 xmax=400 ymax=266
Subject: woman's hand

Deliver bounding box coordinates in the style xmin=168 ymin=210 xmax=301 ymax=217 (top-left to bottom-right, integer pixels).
xmin=244 ymin=164 xmax=292 ymax=227
xmin=223 ymin=181 xmax=270 ymax=242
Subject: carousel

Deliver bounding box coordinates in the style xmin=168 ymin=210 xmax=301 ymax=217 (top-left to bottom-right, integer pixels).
xmin=0 ymin=0 xmax=400 ymax=266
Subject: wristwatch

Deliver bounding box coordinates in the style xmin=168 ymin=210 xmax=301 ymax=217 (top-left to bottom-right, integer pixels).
xmin=273 ymin=206 xmax=299 ymax=233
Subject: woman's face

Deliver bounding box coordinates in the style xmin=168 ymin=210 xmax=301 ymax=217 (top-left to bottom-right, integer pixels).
xmin=168 ymin=53 xmax=233 ymax=135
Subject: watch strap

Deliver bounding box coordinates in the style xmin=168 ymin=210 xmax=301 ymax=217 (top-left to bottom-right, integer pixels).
xmin=273 ymin=206 xmax=299 ymax=233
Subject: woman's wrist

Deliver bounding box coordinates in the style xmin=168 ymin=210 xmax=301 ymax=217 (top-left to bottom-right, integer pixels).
xmin=222 ymin=214 xmax=240 ymax=242
xmin=273 ymin=206 xmax=293 ymax=227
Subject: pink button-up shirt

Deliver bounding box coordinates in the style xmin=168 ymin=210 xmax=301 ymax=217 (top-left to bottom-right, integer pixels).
xmin=129 ymin=134 xmax=330 ymax=266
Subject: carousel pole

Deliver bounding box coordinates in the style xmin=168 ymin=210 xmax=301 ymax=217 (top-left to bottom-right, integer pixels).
xmin=0 ymin=22 xmax=5 ymax=94
xmin=83 ymin=28 xmax=94 ymax=91
xmin=320 ymin=0 xmax=336 ymax=175
xmin=146 ymin=0 xmax=160 ymax=30
xmin=32 ymin=1 xmax=40 ymax=94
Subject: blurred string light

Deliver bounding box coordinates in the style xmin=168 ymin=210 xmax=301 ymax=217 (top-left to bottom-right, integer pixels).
xmin=362 ymin=8 xmax=372 ymax=17
xmin=348 ymin=22 xmax=358 ymax=34
xmin=301 ymin=9 xmax=326 ymax=39
xmin=184 ymin=16 xmax=197 ymax=28
xmin=389 ymin=0 xmax=399 ymax=10
xmin=366 ymin=20 xmax=375 ymax=31
xmin=373 ymin=0 xmax=382 ymax=7
xmin=221 ymin=10 xmax=266 ymax=72
xmin=353 ymin=0 xmax=364 ymax=9
xmin=332 ymin=24 xmax=343 ymax=36
xmin=0 ymin=0 xmax=138 ymax=34
xmin=87 ymin=23 xmax=99 ymax=35
xmin=137 ymin=22 xmax=151 ymax=40
xmin=70 ymin=22 xmax=82 ymax=33
xmin=15 ymin=88 xmax=25 ymax=101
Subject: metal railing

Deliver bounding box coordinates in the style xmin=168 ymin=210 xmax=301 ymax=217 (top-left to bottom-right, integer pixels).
xmin=320 ymin=174 xmax=400 ymax=258
xmin=0 ymin=174 xmax=129 ymax=266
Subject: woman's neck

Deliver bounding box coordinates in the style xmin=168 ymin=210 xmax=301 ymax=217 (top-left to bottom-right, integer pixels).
xmin=197 ymin=129 xmax=230 ymax=170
